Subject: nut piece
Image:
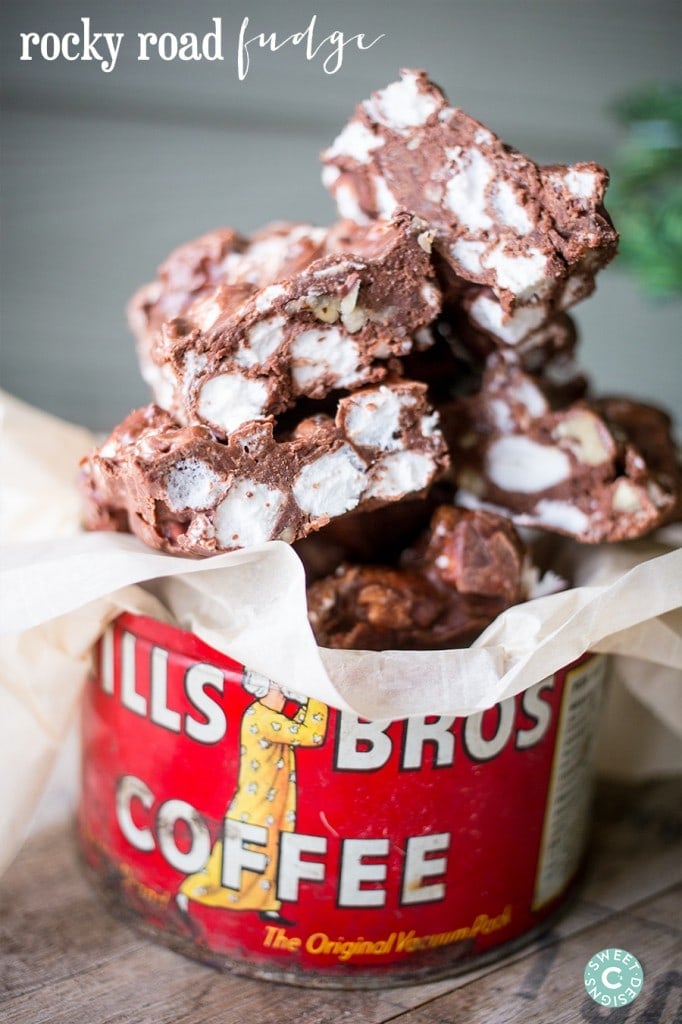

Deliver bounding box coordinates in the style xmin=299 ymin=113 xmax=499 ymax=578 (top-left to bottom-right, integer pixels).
xmin=552 ymin=409 xmax=615 ymax=466
xmin=406 ymin=506 xmax=526 ymax=603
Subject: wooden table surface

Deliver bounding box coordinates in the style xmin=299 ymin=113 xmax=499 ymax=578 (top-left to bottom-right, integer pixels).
xmin=1 ymin=779 xmax=680 ymax=1024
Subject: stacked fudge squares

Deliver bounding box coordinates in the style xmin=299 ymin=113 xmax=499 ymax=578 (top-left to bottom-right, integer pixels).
xmin=81 ymin=70 xmax=680 ymax=650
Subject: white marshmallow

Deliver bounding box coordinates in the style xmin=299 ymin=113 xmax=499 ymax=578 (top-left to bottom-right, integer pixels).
xmin=491 ymin=180 xmax=533 ymax=235
xmin=326 ymin=120 xmax=385 ymax=163
xmin=215 ymin=480 xmax=286 ymax=548
xmin=166 ymin=459 xmax=223 ymax=511
xmin=191 ymin=295 xmax=223 ymax=331
xmin=486 ymin=436 xmax=571 ymax=492
xmin=468 ymin=293 xmax=547 ymax=345
xmin=373 ymin=175 xmax=399 ymax=217
xmin=482 ymin=244 xmax=550 ymax=299
xmin=451 ymin=239 xmax=486 ymax=276
xmin=254 ymin=285 xmax=286 ymax=314
xmin=290 ymin=327 xmax=364 ymax=393
xmin=444 ymin=148 xmax=494 ymax=231
xmin=236 ymin=316 xmax=286 ymax=369
xmin=292 ymin=446 xmax=366 ymax=518
xmin=363 ymin=71 xmax=440 ymax=133
xmin=509 ymin=377 xmax=548 ymax=418
xmin=198 ymin=373 xmax=268 ymax=433
xmin=366 ymin=451 xmax=434 ymax=499
xmin=564 ymin=168 xmax=599 ymax=200
xmin=532 ymin=499 xmax=590 ymax=535
xmin=334 ymin=182 xmax=372 ymax=224
xmin=343 ymin=386 xmax=412 ymax=452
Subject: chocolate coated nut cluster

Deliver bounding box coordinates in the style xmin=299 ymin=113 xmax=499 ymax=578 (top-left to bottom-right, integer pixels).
xmin=307 ymin=507 xmax=528 ymax=650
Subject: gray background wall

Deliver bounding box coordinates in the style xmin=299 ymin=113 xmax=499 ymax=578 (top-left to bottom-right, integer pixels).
xmin=2 ymin=0 xmax=680 ymax=432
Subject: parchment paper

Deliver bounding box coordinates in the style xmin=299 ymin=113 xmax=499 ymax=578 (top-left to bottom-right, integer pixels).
xmin=1 ymin=390 xmax=681 ymax=876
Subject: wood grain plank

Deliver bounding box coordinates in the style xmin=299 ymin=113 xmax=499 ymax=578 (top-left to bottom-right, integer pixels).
xmin=0 ymin=936 xmax=462 ymax=1024
xmin=580 ymin=779 xmax=682 ymax=912
xmin=0 ymin=828 xmax=458 ymax=1024
xmin=0 ymin=824 xmax=144 ymax=1000
xmin=390 ymin=886 xmax=681 ymax=1024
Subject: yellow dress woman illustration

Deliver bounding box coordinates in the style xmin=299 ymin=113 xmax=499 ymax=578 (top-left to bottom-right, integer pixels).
xmin=178 ymin=669 xmax=328 ymax=921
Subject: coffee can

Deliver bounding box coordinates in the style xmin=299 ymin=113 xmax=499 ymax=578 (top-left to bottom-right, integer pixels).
xmin=79 ymin=612 xmax=606 ymax=987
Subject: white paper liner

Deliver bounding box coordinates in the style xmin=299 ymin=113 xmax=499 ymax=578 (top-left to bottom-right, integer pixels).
xmin=1 ymin=390 xmax=681 ymax=876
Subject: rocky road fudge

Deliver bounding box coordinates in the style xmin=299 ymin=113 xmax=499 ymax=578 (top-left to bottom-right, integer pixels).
xmin=80 ymin=381 xmax=449 ymax=556
xmin=322 ymin=69 xmax=618 ymax=357
xmin=443 ymin=360 xmax=679 ymax=542
xmin=307 ymin=507 xmax=536 ymax=650
xmin=135 ymin=214 xmax=441 ymax=435
xmin=81 ymin=64 xmax=677 ymax=644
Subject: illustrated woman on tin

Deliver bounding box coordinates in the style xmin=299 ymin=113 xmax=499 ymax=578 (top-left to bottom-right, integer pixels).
xmin=177 ymin=669 xmax=328 ymax=924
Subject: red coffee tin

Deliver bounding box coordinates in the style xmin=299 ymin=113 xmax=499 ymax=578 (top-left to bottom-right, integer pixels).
xmin=79 ymin=612 xmax=606 ymax=987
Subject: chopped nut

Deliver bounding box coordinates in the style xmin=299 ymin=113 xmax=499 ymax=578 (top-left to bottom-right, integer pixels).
xmin=612 ymin=479 xmax=642 ymax=513
xmin=458 ymin=468 xmax=486 ymax=496
xmin=339 ymin=281 xmax=367 ymax=332
xmin=339 ymin=280 xmax=360 ymax=318
xmin=552 ymin=409 xmax=614 ymax=466
xmin=285 ymin=292 xmax=340 ymax=322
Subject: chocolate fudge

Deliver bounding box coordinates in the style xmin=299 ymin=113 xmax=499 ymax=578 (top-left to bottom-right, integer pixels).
xmin=136 ymin=214 xmax=441 ymax=436
xmin=80 ymin=65 xmax=677 ymax=624
xmin=322 ymin=69 xmax=617 ymax=352
xmin=443 ymin=359 xmax=679 ymax=542
xmin=307 ymin=507 xmax=530 ymax=650
xmin=80 ymin=381 xmax=449 ymax=556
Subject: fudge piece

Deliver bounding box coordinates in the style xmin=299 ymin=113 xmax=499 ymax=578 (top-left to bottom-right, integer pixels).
xmin=307 ymin=507 xmax=529 ymax=650
xmin=514 ymin=316 xmax=588 ymax=405
xmin=444 ymin=280 xmax=590 ymax=359
xmin=128 ymin=222 xmax=329 ymax=348
xmin=128 ymin=223 xmax=330 ymax=403
xmin=79 ymin=381 xmax=449 ymax=556
xmin=145 ymin=214 xmax=441 ymax=436
xmin=321 ymin=69 xmax=617 ymax=337
xmin=443 ymin=360 xmax=679 ymax=542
